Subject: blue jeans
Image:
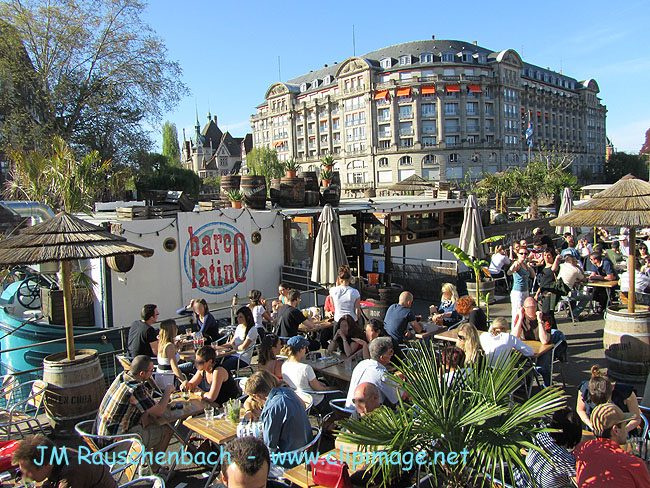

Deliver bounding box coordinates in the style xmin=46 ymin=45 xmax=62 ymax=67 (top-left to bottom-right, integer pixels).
xmin=536 ymin=329 xmax=566 ymax=387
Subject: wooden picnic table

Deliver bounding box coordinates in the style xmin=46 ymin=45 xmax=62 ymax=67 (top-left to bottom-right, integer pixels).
xmin=305 ymin=350 xmax=347 ymax=372
xmin=587 ymin=279 xmax=619 ymax=309
xmin=433 ymin=329 xmax=553 ymax=359
xmin=300 ymin=319 xmax=336 ymax=334
xmin=183 ymin=416 xmax=239 ymax=445
xmin=179 ymin=345 xmax=236 ymax=362
xmin=414 ymin=321 xmax=447 ymax=339
xmin=282 ymin=447 xmax=369 ymax=488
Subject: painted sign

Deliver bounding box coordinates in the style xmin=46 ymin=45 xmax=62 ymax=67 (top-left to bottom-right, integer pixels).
xmin=183 ymin=222 xmax=249 ymax=294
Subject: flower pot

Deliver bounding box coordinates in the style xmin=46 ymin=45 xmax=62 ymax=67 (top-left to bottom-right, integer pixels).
xmin=323 ymin=165 xmax=333 ymax=172
xmin=231 ymin=200 xmax=242 ymax=209
xmin=322 ymin=179 xmax=331 ymax=187
xmin=286 ymin=170 xmax=297 ymax=178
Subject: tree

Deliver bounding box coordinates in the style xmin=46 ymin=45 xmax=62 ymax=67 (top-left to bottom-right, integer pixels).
xmin=0 ymin=0 xmax=188 ymax=163
xmin=605 ymin=152 xmax=648 ymax=183
xmin=245 ymin=147 xmax=284 ymax=185
xmin=134 ymin=151 xmax=201 ymax=200
xmin=162 ymin=121 xmax=181 ymax=166
xmin=640 ymin=128 xmax=650 ymax=156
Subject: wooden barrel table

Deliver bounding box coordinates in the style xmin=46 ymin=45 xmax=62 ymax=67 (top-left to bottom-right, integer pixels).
xmin=604 ymin=308 xmax=650 ymax=386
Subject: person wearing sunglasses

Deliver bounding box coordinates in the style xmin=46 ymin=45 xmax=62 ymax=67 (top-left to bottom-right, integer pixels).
xmin=508 ymin=244 xmax=536 ymax=326
xmin=182 ymin=346 xmax=240 ymax=405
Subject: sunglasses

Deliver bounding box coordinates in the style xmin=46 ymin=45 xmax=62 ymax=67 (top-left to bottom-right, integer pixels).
xmin=457 ymin=334 xmax=466 ymax=341
xmin=519 ymin=252 xmax=528 ymax=256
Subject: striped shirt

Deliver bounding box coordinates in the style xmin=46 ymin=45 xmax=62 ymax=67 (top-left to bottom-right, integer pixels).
xmin=514 ymin=432 xmax=576 ymax=488
xmin=96 ymin=371 xmax=155 ymax=436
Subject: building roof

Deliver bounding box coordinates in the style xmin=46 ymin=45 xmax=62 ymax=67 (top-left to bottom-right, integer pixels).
xmin=200 ymin=118 xmax=223 ymax=149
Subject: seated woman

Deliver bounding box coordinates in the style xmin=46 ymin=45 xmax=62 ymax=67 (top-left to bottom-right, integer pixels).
xmin=248 ymin=289 xmax=273 ymax=331
xmin=156 ymin=319 xmax=194 ymax=388
xmin=222 ymin=306 xmax=259 ymax=373
xmin=257 ymin=334 xmax=284 ymax=380
xmin=281 ymin=336 xmax=333 ymax=414
xmin=271 ymin=283 xmax=291 ymax=314
xmin=479 ymin=317 xmax=533 ymax=366
xmin=178 ymin=298 xmax=220 ymax=344
xmin=182 ymin=346 xmax=240 ymax=405
xmin=355 ymin=319 xmax=385 ymax=359
xmin=429 ymin=283 xmax=460 ymax=327
xmin=455 ymin=295 xmax=488 ymax=332
xmin=456 ymin=322 xmax=484 ymax=367
xmin=577 ymin=365 xmax=642 ymax=433
xmin=488 ymin=245 xmax=511 ymax=281
xmin=441 ymin=346 xmax=466 ymax=386
xmin=327 ymin=314 xmax=365 ymax=358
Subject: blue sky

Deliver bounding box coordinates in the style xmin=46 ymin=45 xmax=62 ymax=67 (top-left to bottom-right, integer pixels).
xmin=143 ymin=0 xmax=650 ymax=154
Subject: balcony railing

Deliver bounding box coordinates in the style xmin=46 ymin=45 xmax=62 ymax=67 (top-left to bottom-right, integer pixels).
xmin=399 ymin=129 xmax=414 ymax=136
xmin=398 ymin=113 xmax=413 ymax=120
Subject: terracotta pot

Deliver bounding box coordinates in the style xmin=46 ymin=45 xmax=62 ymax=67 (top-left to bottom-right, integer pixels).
xmin=322 ymin=179 xmax=331 ymax=187
xmin=231 ymin=200 xmax=242 ymax=209
xmin=286 ymin=170 xmax=297 ymax=178
xmin=323 ymin=165 xmax=333 ymax=172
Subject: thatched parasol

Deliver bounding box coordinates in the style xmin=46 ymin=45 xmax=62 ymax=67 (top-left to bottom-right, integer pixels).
xmin=550 ymin=175 xmax=650 ymax=312
xmin=0 ymin=212 xmax=153 ymax=360
xmin=388 ymin=174 xmax=435 ymax=192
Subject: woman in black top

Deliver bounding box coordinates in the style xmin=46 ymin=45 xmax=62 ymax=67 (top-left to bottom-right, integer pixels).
xmin=182 ymin=345 xmax=240 ymax=405
xmin=455 ymin=295 xmax=487 ymax=332
xmin=536 ymin=249 xmax=562 ymax=329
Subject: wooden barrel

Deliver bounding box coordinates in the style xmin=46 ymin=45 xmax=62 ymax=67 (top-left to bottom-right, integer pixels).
xmin=304 ymin=190 xmax=320 ymax=207
xmin=303 ymin=172 xmax=319 ymax=192
xmin=269 ymin=178 xmax=281 ymax=205
xmin=220 ymin=175 xmax=241 ymax=202
xmin=279 ymin=177 xmax=305 ymax=207
xmin=106 ymin=254 xmax=135 ymax=273
xmin=320 ymin=188 xmax=340 ymax=207
xmin=241 ymin=175 xmax=267 ymax=209
xmin=43 ymin=349 xmax=106 ymax=431
xmin=363 ymin=298 xmax=390 ymax=323
xmin=604 ymin=308 xmax=650 ymax=384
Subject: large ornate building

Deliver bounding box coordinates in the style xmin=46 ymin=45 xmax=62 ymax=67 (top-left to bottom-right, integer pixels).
xmin=251 ymin=39 xmax=607 ymax=189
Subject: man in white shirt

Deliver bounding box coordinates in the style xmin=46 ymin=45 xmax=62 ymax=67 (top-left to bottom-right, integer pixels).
xmin=558 ymin=255 xmax=590 ymax=320
xmin=345 ymin=337 xmax=400 ymax=409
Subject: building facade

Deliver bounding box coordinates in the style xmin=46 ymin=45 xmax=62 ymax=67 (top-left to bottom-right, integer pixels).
xmin=251 ymin=39 xmax=607 ymax=189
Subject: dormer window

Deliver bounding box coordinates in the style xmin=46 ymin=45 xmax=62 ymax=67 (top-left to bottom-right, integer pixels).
xmin=381 ymin=57 xmax=392 ymax=69
xmin=478 ymin=54 xmax=487 ymax=64
xmin=399 ymin=55 xmax=412 ymax=66
xmin=442 ymin=52 xmax=454 ymax=62
xmin=420 ymin=52 xmax=433 ymax=63
xmin=300 ymin=83 xmax=309 ymax=92
xmin=323 ymin=75 xmax=333 ymax=84
xmin=312 ymin=79 xmax=319 ymax=88
xmin=462 ymin=53 xmax=473 ymax=63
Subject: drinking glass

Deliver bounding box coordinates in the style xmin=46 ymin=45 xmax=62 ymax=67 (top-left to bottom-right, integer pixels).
xmin=204 ymin=407 xmax=215 ymax=423
xmin=182 ymin=390 xmax=190 ymax=401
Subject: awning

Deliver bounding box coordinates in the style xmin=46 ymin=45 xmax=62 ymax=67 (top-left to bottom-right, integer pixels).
xmin=421 ymin=86 xmax=436 ymax=95
xmin=374 ymin=90 xmax=389 ymax=100
xmin=446 ymin=84 xmax=460 ymax=92
xmin=468 ymin=84 xmax=482 ymax=93
xmin=396 ymin=87 xmax=411 ymax=97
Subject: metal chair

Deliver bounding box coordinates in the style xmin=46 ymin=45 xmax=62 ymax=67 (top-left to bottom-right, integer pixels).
xmin=273 ymin=426 xmax=322 ymax=475
xmin=233 ymin=344 xmax=258 ymax=377
xmin=0 ymin=379 xmax=47 ymax=440
xmin=329 ymin=398 xmax=354 ymax=417
xmin=294 ymin=391 xmax=314 ymax=413
xmin=119 ymin=476 xmax=165 ymax=488
xmin=75 ymin=419 xmax=143 ymax=452
xmin=96 ymin=437 xmax=145 ymax=485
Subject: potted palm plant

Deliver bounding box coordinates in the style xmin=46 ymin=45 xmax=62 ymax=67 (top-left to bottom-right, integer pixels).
xmin=227 ymin=189 xmax=244 ymax=209
xmin=284 ymin=159 xmax=300 ymax=178
xmin=338 ymin=343 xmax=566 ymax=488
xmin=442 ymin=235 xmax=503 ymax=309
xmin=321 ymin=155 xmax=334 ymax=173
xmin=320 ymin=169 xmax=332 ymax=187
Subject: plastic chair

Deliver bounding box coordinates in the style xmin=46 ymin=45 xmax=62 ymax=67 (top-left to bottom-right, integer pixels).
xmin=75 ymin=419 xmax=143 ymax=452
xmin=0 ymin=379 xmax=47 ymax=440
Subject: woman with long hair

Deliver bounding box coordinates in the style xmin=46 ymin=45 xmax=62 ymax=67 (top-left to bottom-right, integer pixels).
xmin=507 ymin=245 xmax=536 ymax=326
xmin=329 ymin=265 xmax=361 ymax=323
xmin=257 ymin=333 xmax=283 ymax=380
xmin=353 ymin=319 xmax=385 ymax=359
xmin=222 ymin=306 xmax=259 ymax=372
xmin=249 ymin=289 xmax=273 ymax=329
xmin=456 ymin=322 xmax=484 ymax=366
xmin=429 ymin=283 xmax=460 ymax=327
xmin=156 ymin=319 xmax=193 ymax=387
xmin=182 ymin=346 xmax=240 ymax=405
xmin=576 ymin=365 xmax=641 ymax=433
xmin=327 ymin=314 xmax=365 ymax=358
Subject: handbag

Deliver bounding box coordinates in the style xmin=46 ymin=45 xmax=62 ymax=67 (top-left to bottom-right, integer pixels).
xmin=310 ymin=457 xmax=352 ymax=488
xmin=0 ymin=440 xmax=19 ymax=473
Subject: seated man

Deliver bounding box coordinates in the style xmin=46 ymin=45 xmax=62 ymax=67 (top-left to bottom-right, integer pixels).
xmin=127 ymin=303 xmax=159 ymax=358
xmin=244 ymin=370 xmax=312 ymax=462
xmin=346 ymin=337 xmax=401 ymax=409
xmin=512 ymin=297 xmax=566 ymax=388
xmin=383 ymin=291 xmax=422 ymax=360
xmin=221 ymin=436 xmax=289 ymax=488
xmin=96 ymin=355 xmax=173 ymax=473
xmin=276 ymin=289 xmax=314 ymax=338
xmin=560 ymin=234 xmax=581 ymax=260
xmin=575 ymin=403 xmax=650 ymax=487
xmin=335 ymin=382 xmax=381 ymax=452
xmin=588 ymin=251 xmax=618 ymax=312
xmin=558 ymin=255 xmax=590 ymax=320
xmin=12 ymin=434 xmax=116 ymax=488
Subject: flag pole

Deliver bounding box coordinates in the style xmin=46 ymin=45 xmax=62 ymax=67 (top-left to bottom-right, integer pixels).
xmin=528 ymin=110 xmax=532 ymax=163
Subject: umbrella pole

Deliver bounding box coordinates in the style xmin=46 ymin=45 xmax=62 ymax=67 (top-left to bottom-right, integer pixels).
xmin=629 ymin=228 xmax=637 ymax=313
xmin=60 ymin=261 xmax=75 ymax=360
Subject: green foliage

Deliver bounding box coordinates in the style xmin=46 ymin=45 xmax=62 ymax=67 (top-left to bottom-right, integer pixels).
xmin=284 ymin=159 xmax=300 ymax=171
xmin=321 ymin=155 xmax=334 ymax=167
xmin=245 ymin=147 xmax=283 ymax=183
xmin=338 ymin=342 xmax=567 ymax=488
xmin=0 ymin=0 xmax=188 ymax=164
xmin=3 ymin=136 xmax=115 ymax=213
xmin=320 ymin=169 xmax=332 ymax=180
xmin=226 ymin=189 xmax=243 ymax=202
xmin=161 ymin=121 xmax=181 ymax=166
xmin=605 ymin=152 xmax=648 ymax=183
xmin=201 ymin=176 xmax=221 ymax=194
xmin=134 ymin=151 xmax=201 ymax=200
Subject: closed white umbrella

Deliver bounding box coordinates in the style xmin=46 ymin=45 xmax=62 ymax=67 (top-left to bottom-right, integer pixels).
xmin=458 ymin=195 xmax=487 ymax=260
xmin=555 ymin=187 xmax=574 ymax=236
xmin=311 ymin=204 xmax=349 ymax=286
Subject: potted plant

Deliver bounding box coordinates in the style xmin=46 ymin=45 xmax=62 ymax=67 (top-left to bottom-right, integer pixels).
xmin=320 ymin=169 xmax=332 ymax=187
xmin=41 ymin=265 xmax=96 ymax=326
xmin=227 ymin=189 xmax=244 ymax=209
xmin=442 ymin=235 xmax=503 ymax=310
xmin=284 ymin=159 xmax=299 ymax=178
xmin=321 ymin=155 xmax=334 ymax=172
xmin=338 ymin=343 xmax=566 ymax=488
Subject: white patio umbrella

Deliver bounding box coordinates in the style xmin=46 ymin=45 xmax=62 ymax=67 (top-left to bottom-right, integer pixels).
xmin=458 ymin=195 xmax=487 ymax=260
xmin=311 ymin=204 xmax=349 ymax=287
xmin=555 ymin=187 xmax=574 ymax=236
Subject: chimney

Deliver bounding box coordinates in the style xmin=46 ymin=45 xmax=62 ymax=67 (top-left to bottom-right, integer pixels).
xmin=324 ymin=64 xmax=328 ymax=68
xmin=182 ymin=128 xmax=186 ymax=142
xmin=473 ymin=40 xmax=477 ymax=46
xmin=213 ymin=115 xmax=217 ymax=124
xmin=431 ymin=35 xmax=435 ymax=40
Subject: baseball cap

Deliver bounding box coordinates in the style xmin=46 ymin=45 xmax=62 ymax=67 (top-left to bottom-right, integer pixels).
xmin=590 ymin=403 xmax=636 ymax=436
xmin=287 ymin=336 xmax=309 ymax=351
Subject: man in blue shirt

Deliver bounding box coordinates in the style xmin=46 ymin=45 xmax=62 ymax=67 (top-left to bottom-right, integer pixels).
xmin=383 ymin=291 xmax=422 ymax=360
xmin=588 ymin=251 xmax=618 ymax=312
xmin=244 ymin=371 xmax=312 ymax=466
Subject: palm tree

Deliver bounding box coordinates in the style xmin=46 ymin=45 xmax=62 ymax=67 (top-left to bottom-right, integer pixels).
xmin=338 ymin=343 xmax=566 ymax=488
